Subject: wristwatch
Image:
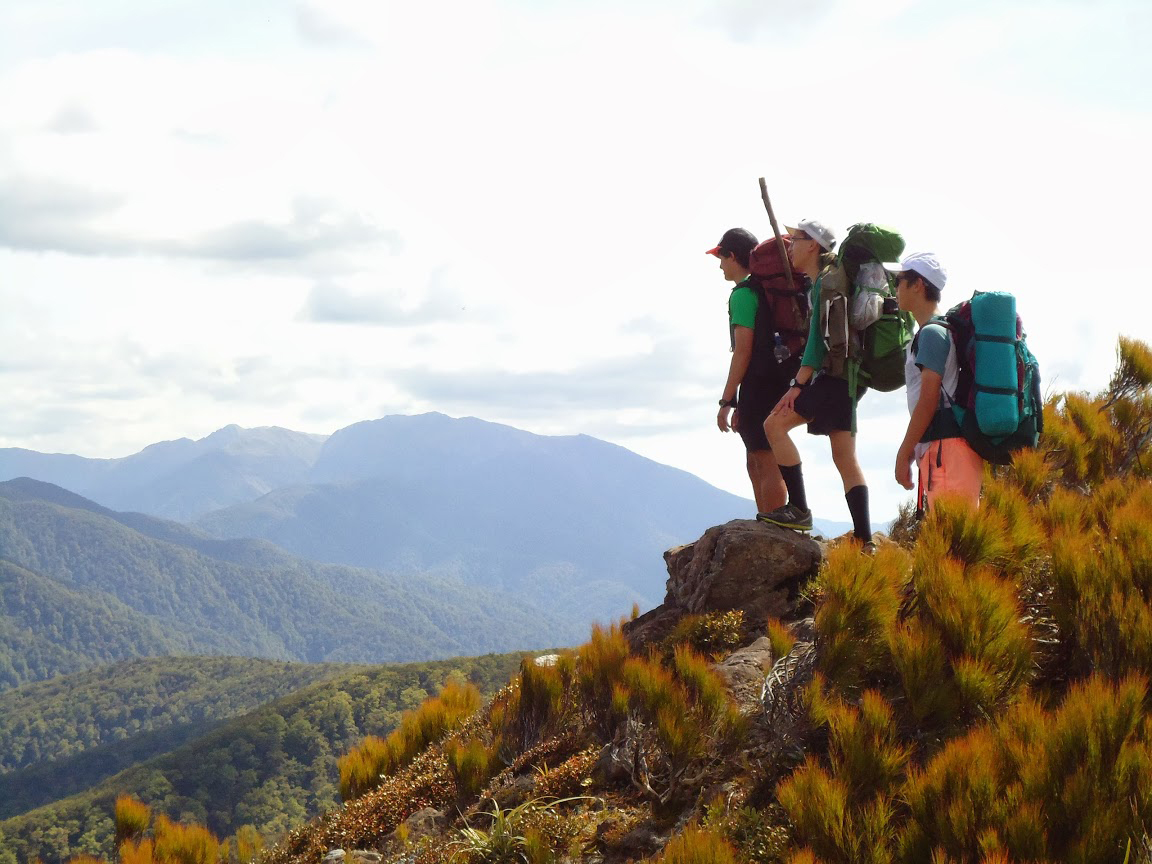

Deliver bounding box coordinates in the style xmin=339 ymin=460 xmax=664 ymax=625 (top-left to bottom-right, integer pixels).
xmin=718 ymin=398 xmax=737 ymax=408
xmin=789 ymin=378 xmax=808 ymax=389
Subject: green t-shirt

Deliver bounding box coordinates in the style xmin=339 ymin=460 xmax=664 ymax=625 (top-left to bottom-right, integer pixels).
xmin=728 ymin=277 xmax=757 ymax=351
xmin=799 ymin=274 xmax=826 ymax=371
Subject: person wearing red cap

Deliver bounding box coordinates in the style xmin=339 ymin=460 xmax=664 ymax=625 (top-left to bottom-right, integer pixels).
xmin=707 ymin=227 xmax=798 ymax=513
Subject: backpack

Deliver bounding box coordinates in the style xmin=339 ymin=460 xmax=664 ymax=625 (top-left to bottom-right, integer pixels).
xmin=816 ymin=224 xmax=912 ymax=430
xmin=746 ymin=235 xmax=809 ymax=375
xmin=919 ymin=291 xmax=1043 ymax=464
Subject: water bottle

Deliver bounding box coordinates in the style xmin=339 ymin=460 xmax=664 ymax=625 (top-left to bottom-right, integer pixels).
xmin=773 ymin=332 xmax=791 ymax=363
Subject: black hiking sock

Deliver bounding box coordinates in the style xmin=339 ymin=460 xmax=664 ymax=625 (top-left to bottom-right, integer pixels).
xmin=779 ymin=464 xmax=808 ymax=512
xmin=846 ymin=484 xmax=871 ymax=543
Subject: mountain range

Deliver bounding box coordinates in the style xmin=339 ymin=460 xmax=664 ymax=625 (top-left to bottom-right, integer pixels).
xmin=0 ymin=413 xmax=849 ymax=639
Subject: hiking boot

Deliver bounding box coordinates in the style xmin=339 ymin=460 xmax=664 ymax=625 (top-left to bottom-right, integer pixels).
xmin=756 ymin=503 xmax=813 ymax=532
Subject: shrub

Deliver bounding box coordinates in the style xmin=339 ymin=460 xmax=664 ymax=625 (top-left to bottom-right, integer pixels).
xmin=666 ymin=610 xmax=746 ymax=659
xmin=766 ymin=617 xmax=797 ymax=662
xmin=900 ymin=674 xmax=1152 ymax=863
xmin=508 ymin=654 xmax=575 ymax=750
xmin=338 ymin=678 xmax=482 ymax=800
xmin=812 ymin=542 xmax=908 ymax=693
xmin=576 ymin=622 xmax=631 ymax=739
xmin=1048 ymin=483 xmax=1152 ymax=679
xmin=115 ymin=795 xmax=152 ymax=845
xmin=651 ymin=826 xmax=740 ymax=864
xmin=118 ymin=839 xmax=154 ymax=864
xmin=234 ymin=825 xmax=264 ymax=864
xmin=153 ymin=814 xmax=220 ymax=864
xmin=445 ymin=737 xmax=503 ymax=798
xmin=779 ymin=681 xmax=907 ymax=864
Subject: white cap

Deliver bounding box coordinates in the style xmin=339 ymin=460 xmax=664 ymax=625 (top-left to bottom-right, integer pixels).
xmin=785 ymin=218 xmax=836 ymax=252
xmin=885 ymin=251 xmax=947 ymax=291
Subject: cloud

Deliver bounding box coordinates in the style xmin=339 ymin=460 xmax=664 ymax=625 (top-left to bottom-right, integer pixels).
xmin=0 ymin=177 xmax=397 ymax=264
xmin=391 ymin=339 xmax=709 ymax=413
xmin=709 ymin=0 xmax=838 ymax=43
xmin=0 ymin=176 xmax=134 ymax=255
xmin=175 ymin=198 xmax=398 ymax=263
xmin=300 ymin=269 xmax=474 ymax=326
xmin=45 ymin=102 xmax=98 ymax=134
xmin=294 ymin=1 xmax=372 ymax=48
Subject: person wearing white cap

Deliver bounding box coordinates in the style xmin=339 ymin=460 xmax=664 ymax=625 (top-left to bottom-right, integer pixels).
xmin=891 ymin=252 xmax=984 ymax=512
xmin=758 ymin=217 xmax=873 ymax=541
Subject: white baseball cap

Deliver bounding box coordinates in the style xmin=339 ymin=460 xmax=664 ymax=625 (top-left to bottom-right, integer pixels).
xmin=784 ymin=218 xmax=836 ymax=252
xmin=885 ymin=251 xmax=947 ymax=291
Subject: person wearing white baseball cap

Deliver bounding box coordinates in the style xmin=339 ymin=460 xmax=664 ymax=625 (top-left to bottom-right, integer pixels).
xmin=784 ymin=218 xmax=836 ymax=253
xmin=891 ymin=252 xmax=984 ymax=512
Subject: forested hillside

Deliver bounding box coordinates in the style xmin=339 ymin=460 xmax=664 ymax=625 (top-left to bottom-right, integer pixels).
xmin=0 ymin=656 xmax=369 ymax=817
xmin=0 ymin=558 xmax=180 ymax=690
xmin=0 ymin=652 xmax=527 ymax=863
xmin=0 ymin=480 xmax=573 ymax=691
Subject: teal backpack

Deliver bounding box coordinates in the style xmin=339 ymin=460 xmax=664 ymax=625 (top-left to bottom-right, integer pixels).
xmin=920 ymin=291 xmax=1043 ymax=464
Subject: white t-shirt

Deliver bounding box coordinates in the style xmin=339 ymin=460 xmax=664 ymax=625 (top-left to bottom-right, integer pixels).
xmin=906 ymin=322 xmax=959 ymax=459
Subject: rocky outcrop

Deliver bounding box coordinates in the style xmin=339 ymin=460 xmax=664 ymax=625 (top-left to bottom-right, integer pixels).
xmin=623 ymin=520 xmax=821 ymax=652
xmin=715 ymin=636 xmax=775 ymax=709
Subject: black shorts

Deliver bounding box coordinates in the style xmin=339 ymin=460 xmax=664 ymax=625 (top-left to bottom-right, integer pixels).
xmin=736 ymin=374 xmax=791 ymax=451
xmin=793 ymin=373 xmax=868 ymax=436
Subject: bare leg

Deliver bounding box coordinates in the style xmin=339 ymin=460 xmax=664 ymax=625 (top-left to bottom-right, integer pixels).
xmin=763 ymin=411 xmax=808 ymax=467
xmin=746 ymin=449 xmax=786 ymax=512
xmin=829 ymin=430 xmax=866 ymax=491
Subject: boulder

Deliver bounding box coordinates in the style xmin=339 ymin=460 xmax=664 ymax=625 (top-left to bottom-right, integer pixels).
xmin=624 ymin=520 xmax=820 ymax=651
xmin=665 ymin=520 xmax=820 ymax=618
xmin=714 ymin=636 xmax=774 ymax=708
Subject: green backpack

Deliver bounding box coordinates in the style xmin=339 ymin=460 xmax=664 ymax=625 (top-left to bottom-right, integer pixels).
xmin=816 ymin=223 xmax=912 ymax=431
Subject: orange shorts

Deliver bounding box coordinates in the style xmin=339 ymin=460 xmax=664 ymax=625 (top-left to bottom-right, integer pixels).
xmin=917 ymin=437 xmax=983 ymax=512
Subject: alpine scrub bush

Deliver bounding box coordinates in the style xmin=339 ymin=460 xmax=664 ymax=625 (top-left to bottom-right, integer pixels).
xmin=233 ymin=825 xmax=264 ymax=864
xmin=900 ymin=674 xmax=1152 ymax=863
xmin=650 ymin=826 xmax=741 ymax=864
xmin=900 ymin=528 xmax=1033 ymax=727
xmin=778 ymin=681 xmax=908 ymax=864
xmin=114 ymin=795 xmax=151 ymax=845
xmin=812 ymin=542 xmax=908 ymax=693
xmin=118 ymin=840 xmax=154 ymax=864
xmin=576 ymin=621 xmax=630 ymax=739
xmin=1048 ymin=481 xmax=1152 ymax=679
xmin=152 ymin=814 xmax=221 ymax=864
xmin=509 ymin=654 xmax=576 ymax=750
xmin=772 ymin=343 xmax=1152 ymax=863
xmin=666 ymin=610 xmax=747 ymax=659
xmin=339 ymin=678 xmax=482 ymax=800
xmin=444 ymin=736 xmax=503 ymax=799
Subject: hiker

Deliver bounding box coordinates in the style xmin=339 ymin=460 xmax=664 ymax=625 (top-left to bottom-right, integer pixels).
xmin=759 ymin=219 xmax=876 ymax=547
xmin=708 ymin=227 xmax=800 ymax=512
xmin=891 ymin=253 xmax=984 ymax=511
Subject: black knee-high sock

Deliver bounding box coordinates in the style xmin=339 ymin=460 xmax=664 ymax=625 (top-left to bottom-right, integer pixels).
xmin=846 ymin=484 xmax=871 ymax=542
xmin=779 ymin=463 xmax=808 ymax=512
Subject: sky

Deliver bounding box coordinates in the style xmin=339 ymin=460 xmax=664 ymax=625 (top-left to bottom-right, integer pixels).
xmin=1 ymin=0 xmax=1150 ymax=525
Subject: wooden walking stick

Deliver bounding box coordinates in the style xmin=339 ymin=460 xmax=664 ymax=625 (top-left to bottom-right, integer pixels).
xmin=758 ymin=177 xmax=796 ymax=294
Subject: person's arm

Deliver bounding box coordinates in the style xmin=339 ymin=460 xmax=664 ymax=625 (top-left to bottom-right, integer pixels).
xmin=718 ymin=325 xmax=753 ymax=432
xmin=895 ymin=368 xmax=942 ymax=489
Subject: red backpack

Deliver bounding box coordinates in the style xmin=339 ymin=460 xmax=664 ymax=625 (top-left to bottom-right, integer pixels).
xmin=746 ymin=236 xmax=810 ymax=373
